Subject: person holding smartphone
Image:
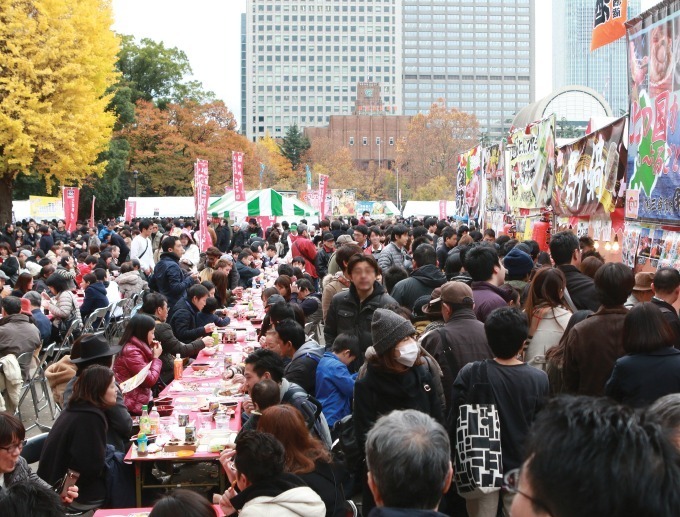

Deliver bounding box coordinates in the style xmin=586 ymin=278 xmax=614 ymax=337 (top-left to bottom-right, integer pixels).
xmin=112 ymin=314 xmax=163 ymax=415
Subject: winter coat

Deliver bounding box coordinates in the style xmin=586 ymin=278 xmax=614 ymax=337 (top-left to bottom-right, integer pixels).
xmin=651 ymin=297 xmax=680 ymax=348
xmin=113 ymin=336 xmax=162 ymax=415
xmin=390 ymin=264 xmax=447 ymax=311
xmin=46 ymin=290 xmax=82 ymax=329
xmin=109 ymin=232 xmax=130 ymax=263
xmin=115 ymin=271 xmax=148 ymax=299
xmin=38 ymin=233 xmax=54 ymax=255
xmin=377 ymin=242 xmax=412 ymax=275
xmin=2 ymin=456 xmax=51 ymax=493
xmin=298 ymin=462 xmax=346 ymax=517
xmin=80 ymin=282 xmax=110 ymax=321
xmin=557 ymin=264 xmax=600 ymax=312
xmin=44 ymin=355 xmax=77 ymax=407
xmin=236 ymin=260 xmax=261 ymax=288
xmin=316 ymin=246 xmax=335 ymax=279
xmin=0 ymin=255 xmax=20 ymax=286
xmin=37 ymin=402 xmax=109 ymax=504
xmin=0 ymin=313 xmax=42 ymax=377
xmin=420 ymin=308 xmax=492 ymax=409
xmin=321 ymin=275 xmax=349 ymax=323
xmin=216 ymin=225 xmax=231 ymax=252
xmin=229 ymin=472 xmax=326 ymax=517
xmin=151 ymin=252 xmax=196 ymax=312
xmin=291 ymin=237 xmax=319 ymax=278
xmin=525 ymin=306 xmax=572 ymax=365
xmin=0 ymin=354 xmax=22 ymax=412
xmin=154 ymin=318 xmax=206 ymax=384
xmin=324 ymin=281 xmax=397 ymax=354
xmin=368 ymin=509 xmax=449 ymax=517
xmin=284 ymin=339 xmax=325 ymax=395
xmin=563 ymin=306 xmax=628 ymax=396
xmin=315 ymin=352 xmax=357 ymax=427
xmin=52 ymin=229 xmax=71 ymax=244
xmin=470 ymin=281 xmax=511 ymax=322
xmin=169 ymin=297 xmax=207 ymax=343
xmin=605 ymin=347 xmax=680 ymax=407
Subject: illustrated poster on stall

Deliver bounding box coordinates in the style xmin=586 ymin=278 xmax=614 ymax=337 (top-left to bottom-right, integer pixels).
xmin=507 ymin=115 xmax=556 ymax=209
xmin=455 ymin=146 xmax=483 ymax=220
xmin=627 ymin=3 xmax=680 ymax=224
xmin=622 ymin=223 xmax=642 ymax=268
xmin=484 ymin=143 xmax=507 ymax=212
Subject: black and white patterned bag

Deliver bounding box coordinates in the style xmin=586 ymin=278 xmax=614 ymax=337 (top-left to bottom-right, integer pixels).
xmin=454 ymin=360 xmax=503 ymax=498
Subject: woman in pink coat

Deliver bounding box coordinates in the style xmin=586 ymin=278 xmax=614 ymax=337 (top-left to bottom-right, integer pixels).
xmin=113 ymin=314 xmax=162 ymax=415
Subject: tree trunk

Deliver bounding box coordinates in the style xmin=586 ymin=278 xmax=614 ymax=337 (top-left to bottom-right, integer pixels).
xmin=0 ymin=173 xmax=13 ymax=226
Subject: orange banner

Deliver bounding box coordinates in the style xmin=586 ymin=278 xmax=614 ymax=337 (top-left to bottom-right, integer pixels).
xmin=591 ymin=0 xmax=628 ymax=51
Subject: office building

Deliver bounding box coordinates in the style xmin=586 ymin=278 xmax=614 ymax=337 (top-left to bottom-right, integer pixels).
xmin=553 ymin=0 xmax=641 ymax=117
xmin=244 ymin=0 xmax=403 ymax=141
xmin=401 ymin=0 xmax=535 ymax=141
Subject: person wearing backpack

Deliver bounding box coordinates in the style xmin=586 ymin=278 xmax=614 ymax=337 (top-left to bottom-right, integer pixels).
xmin=275 ymin=318 xmax=324 ymax=395
xmin=354 ymin=308 xmax=444 ymax=514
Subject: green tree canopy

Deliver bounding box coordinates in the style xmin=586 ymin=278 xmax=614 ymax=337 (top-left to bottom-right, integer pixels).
xmin=279 ymin=124 xmax=310 ymax=171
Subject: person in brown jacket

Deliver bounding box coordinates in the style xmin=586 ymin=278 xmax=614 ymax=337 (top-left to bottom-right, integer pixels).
xmin=563 ymin=262 xmax=635 ymax=396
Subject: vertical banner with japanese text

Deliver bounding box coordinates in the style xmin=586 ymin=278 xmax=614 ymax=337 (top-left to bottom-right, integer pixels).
xmin=123 ymin=200 xmax=137 ymax=223
xmin=439 ymin=200 xmax=447 ymax=220
xmin=455 ymin=146 xmax=483 ymax=220
xmin=194 ymin=159 xmax=210 ymax=252
xmin=306 ymin=165 xmax=312 ymax=191
xmin=319 ymin=174 xmax=329 ymax=218
xmin=591 ymin=0 xmax=628 ymax=51
xmin=90 ymin=196 xmax=96 ymax=228
xmin=484 ymin=143 xmax=507 ymax=212
xmin=627 ymin=2 xmax=680 ymax=223
xmin=62 ymin=187 xmax=79 ymax=233
xmin=232 ymin=151 xmax=245 ymax=202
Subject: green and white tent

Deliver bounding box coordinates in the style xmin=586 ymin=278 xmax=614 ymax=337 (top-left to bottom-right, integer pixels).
xmin=209 ymin=188 xmax=319 ymax=218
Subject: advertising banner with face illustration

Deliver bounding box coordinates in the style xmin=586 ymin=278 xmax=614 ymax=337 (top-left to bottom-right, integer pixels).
xmin=627 ymin=2 xmax=680 ymax=223
xmin=484 ymin=143 xmax=507 ymax=212
xmin=455 ymin=146 xmax=483 ymax=220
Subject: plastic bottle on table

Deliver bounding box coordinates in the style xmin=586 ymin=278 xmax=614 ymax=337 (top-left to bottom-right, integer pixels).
xmin=139 ymin=405 xmax=151 ymax=435
xmin=148 ymin=407 xmax=160 ymax=435
xmin=212 ymin=330 xmax=219 ymax=346
xmin=174 ymin=353 xmax=183 ymax=380
xmin=137 ymin=433 xmax=148 ymax=456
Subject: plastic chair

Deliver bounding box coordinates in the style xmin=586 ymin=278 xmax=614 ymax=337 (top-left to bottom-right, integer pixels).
xmin=20 ymin=432 xmax=49 ymax=464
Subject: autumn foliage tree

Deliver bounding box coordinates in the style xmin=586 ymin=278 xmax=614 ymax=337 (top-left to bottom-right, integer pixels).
xmin=0 ymin=0 xmax=119 ymax=224
xmin=396 ymin=100 xmax=479 ymax=200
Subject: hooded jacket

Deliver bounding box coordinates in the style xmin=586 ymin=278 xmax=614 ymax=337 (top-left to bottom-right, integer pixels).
xmin=115 ymin=270 xmax=148 ymax=299
xmin=390 ymin=264 xmax=447 ymax=311
xmin=228 ymin=472 xmax=325 ymax=517
xmin=169 ymin=297 xmax=206 ymax=343
xmin=284 ymin=339 xmax=325 ymax=395
xmin=0 ymin=313 xmax=41 ymax=377
xmin=112 ymin=336 xmax=162 ymax=415
xmin=315 ymin=351 xmax=356 ymax=427
xmin=324 ymin=281 xmax=397 ymax=355
xmin=151 ymin=252 xmax=196 ymax=313
xmin=80 ymin=281 xmax=109 ymax=321
xmin=471 ymin=281 xmax=512 ymax=322
xmin=377 ymin=242 xmax=412 ymax=275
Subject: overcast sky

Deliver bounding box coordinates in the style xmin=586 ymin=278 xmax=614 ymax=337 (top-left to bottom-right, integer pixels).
xmin=112 ymin=0 xmax=662 ymax=129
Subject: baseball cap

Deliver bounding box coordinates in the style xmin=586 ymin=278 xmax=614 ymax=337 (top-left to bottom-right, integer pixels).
xmin=323 ymin=232 xmax=335 ymax=242
xmin=336 ymin=235 xmax=358 ymax=245
xmin=429 ymin=281 xmax=474 ymax=307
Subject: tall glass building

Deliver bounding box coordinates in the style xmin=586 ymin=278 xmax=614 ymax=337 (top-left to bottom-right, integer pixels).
xmin=553 ymin=0 xmax=641 ymax=117
xmin=244 ymin=0 xmax=403 ymax=141
xmin=401 ymin=0 xmax=535 ymax=141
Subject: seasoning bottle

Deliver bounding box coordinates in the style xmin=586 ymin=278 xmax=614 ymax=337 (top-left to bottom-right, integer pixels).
xmin=174 ymin=353 xmax=183 ymax=380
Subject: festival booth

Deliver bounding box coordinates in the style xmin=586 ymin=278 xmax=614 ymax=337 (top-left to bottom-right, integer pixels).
xmin=621 ymin=1 xmax=680 ymax=273
xmin=403 ymin=200 xmax=456 ymax=218
xmin=355 ymin=200 xmax=401 ymax=219
xmin=127 ymin=197 xmax=221 ymax=218
xmin=208 ymin=188 xmax=319 ymax=225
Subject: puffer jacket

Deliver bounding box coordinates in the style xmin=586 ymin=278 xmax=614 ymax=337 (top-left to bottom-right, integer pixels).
xmin=377 ymin=242 xmax=412 ymax=274
xmin=284 ymin=338 xmax=325 ymax=395
xmin=112 ymin=336 xmax=162 ymax=415
xmin=390 ymin=264 xmax=447 ymax=311
xmin=115 ymin=271 xmax=148 ymax=299
xmin=2 ymin=456 xmax=51 ymax=492
xmin=169 ymin=297 xmax=207 ymax=343
xmin=80 ymin=281 xmax=109 ymax=321
xmin=150 ymin=252 xmax=196 ymax=313
xmin=155 ymin=317 xmax=206 ymax=384
xmin=323 ymin=281 xmax=396 ymax=355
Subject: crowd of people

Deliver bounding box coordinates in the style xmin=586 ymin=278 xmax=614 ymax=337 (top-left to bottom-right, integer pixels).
xmin=0 ymin=214 xmax=680 ymax=516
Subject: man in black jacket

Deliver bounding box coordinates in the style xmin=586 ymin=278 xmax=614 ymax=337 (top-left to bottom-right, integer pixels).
xmin=391 ymin=244 xmax=447 ymax=312
xmin=652 ymin=267 xmax=680 ymax=348
xmin=169 ymin=284 xmax=215 ymax=343
xmin=215 ymin=219 xmax=231 ymax=252
xmin=315 ymin=233 xmax=335 ymax=280
xmin=549 ymin=231 xmax=600 ymax=312
xmin=275 ymin=318 xmax=324 ymax=395
xmin=151 ymin=236 xmax=198 ymax=314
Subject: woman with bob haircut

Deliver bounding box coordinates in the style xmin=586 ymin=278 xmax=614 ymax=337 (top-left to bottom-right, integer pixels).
xmin=113 ymin=314 xmax=163 ymax=415
xmin=149 ymin=488 xmax=217 ymax=517
xmin=38 ymin=365 xmax=118 ymax=507
xmin=523 ymin=267 xmax=572 ymax=367
xmin=256 ymin=405 xmax=345 ymax=517
xmin=605 ymin=302 xmax=680 ymax=407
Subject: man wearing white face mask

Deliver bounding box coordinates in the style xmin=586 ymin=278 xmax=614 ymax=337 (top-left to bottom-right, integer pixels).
xmin=354 ymin=308 xmax=444 ymax=515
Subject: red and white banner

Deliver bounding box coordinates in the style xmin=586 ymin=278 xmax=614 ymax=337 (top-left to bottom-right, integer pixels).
xmin=123 ymin=200 xmax=137 ymax=223
xmin=194 ymin=159 xmax=210 ymax=252
xmin=62 ymin=187 xmax=79 ymax=233
xmin=318 ymin=174 xmax=329 ymax=218
xmin=439 ymin=200 xmax=447 ymax=220
xmin=89 ymin=196 xmax=96 ymax=228
xmin=232 ymin=151 xmax=245 ymax=202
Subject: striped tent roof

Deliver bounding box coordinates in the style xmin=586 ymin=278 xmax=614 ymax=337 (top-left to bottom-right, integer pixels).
xmin=208 ymin=188 xmax=319 ymax=217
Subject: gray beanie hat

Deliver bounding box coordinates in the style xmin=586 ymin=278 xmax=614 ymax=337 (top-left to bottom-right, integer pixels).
xmin=371 ymin=308 xmax=416 ymax=355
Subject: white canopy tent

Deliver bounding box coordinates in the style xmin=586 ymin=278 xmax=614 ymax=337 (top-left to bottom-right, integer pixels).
xmin=402 ymin=200 xmax=457 ymax=218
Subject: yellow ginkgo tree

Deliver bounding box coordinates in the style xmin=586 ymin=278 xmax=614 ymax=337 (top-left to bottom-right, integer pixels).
xmin=0 ymin=0 xmax=119 ymax=224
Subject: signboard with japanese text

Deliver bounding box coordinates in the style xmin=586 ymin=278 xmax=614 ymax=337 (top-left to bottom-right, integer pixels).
xmin=507 ymin=115 xmax=556 ymax=210
xmin=553 ymin=117 xmax=627 ymax=217
xmin=484 ymin=143 xmax=507 ymax=212
xmin=232 ymin=151 xmax=245 ymax=202
xmin=29 ymin=196 xmax=63 ymax=220
xmin=455 ymin=146 xmax=483 ymax=220
xmin=318 ymin=174 xmax=330 ymax=218
xmin=591 ymin=0 xmax=628 ymax=51
xmin=123 ymin=200 xmax=137 ymax=223
xmin=331 ymin=189 xmax=356 ymax=217
xmin=194 ymin=159 xmax=210 ymax=252
xmin=62 ymin=187 xmax=79 ymax=233
xmin=627 ymin=2 xmax=680 ymax=223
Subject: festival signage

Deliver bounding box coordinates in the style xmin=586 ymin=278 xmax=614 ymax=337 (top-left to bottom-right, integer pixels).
xmin=332 ymin=189 xmax=356 ymax=217
xmin=29 ymin=196 xmax=63 ymax=220
xmin=439 ymin=200 xmax=447 ymax=220
xmin=484 ymin=143 xmax=507 ymax=212
xmin=455 ymin=146 xmax=483 ymax=220
xmin=232 ymin=151 xmax=245 ymax=202
xmin=123 ymin=199 xmax=137 ymax=223
xmin=90 ymin=196 xmax=96 ymax=227
xmin=553 ymin=117 xmax=627 ymax=217
xmin=318 ymin=174 xmax=330 ymax=218
xmin=507 ymin=115 xmax=556 ymax=210
xmin=62 ymin=187 xmax=79 ymax=233
xmin=194 ymin=159 xmax=210 ymax=252
xmin=591 ymin=0 xmax=628 ymax=51
xmin=627 ymin=3 xmax=680 ymax=224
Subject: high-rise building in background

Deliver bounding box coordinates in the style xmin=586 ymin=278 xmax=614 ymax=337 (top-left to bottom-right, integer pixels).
xmin=241 ymin=13 xmax=247 ymax=135
xmin=553 ymin=0 xmax=641 ymax=118
xmin=401 ymin=0 xmax=535 ymax=141
xmin=244 ymin=0 xmax=403 ymax=141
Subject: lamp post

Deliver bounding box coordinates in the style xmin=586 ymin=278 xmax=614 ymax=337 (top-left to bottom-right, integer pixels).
xmin=133 ymin=170 xmax=139 ymax=197
xmin=376 ymin=137 xmax=381 ymax=169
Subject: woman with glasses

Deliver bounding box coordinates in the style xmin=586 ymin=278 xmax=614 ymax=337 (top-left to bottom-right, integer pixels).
xmin=0 ymin=412 xmax=78 ymax=503
xmin=37 ymin=365 xmax=118 ymax=507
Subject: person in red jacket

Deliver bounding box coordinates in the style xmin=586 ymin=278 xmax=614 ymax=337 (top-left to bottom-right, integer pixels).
xmin=291 ymin=224 xmax=319 ymax=288
xmin=113 ymin=314 xmax=162 ymax=415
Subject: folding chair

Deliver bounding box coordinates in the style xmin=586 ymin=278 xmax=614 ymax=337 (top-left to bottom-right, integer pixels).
xmin=21 ymin=432 xmax=49 ymax=464
xmin=82 ymin=305 xmax=110 ymax=334
xmin=105 ymin=299 xmax=132 ymax=341
xmin=15 ymin=351 xmax=53 ymax=432
xmin=53 ymin=320 xmax=82 ymax=362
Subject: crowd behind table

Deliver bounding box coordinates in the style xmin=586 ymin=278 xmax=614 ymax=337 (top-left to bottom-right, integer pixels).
xmin=0 ymin=215 xmax=680 ymax=516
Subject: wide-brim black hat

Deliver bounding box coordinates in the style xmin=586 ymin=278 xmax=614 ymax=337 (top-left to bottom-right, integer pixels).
xmin=71 ymin=334 xmax=122 ymax=364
